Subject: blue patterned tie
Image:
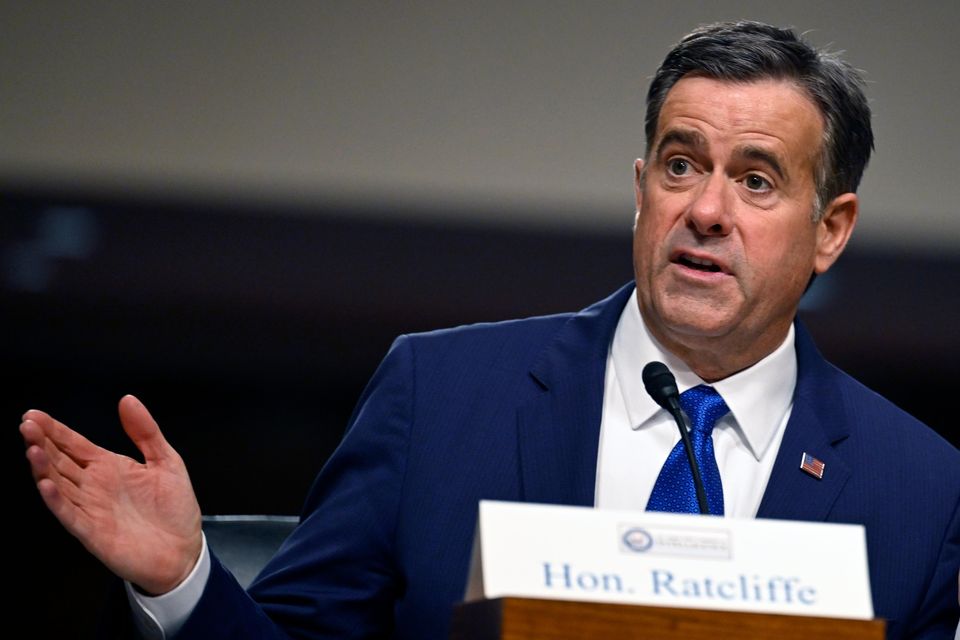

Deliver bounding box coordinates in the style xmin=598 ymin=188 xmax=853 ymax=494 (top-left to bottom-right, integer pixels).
xmin=646 ymin=385 xmax=728 ymax=515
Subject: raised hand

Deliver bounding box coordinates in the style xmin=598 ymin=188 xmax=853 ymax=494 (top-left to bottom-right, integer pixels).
xmin=20 ymin=395 xmax=203 ymax=595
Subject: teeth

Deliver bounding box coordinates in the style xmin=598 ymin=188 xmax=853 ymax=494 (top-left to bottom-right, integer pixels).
xmin=684 ymin=254 xmax=716 ymax=267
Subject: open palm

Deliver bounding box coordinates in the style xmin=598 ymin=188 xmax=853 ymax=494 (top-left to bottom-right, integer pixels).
xmin=21 ymin=395 xmax=202 ymax=595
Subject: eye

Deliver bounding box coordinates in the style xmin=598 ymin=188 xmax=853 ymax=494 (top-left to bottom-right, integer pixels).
xmin=743 ymin=173 xmax=772 ymax=192
xmin=667 ymin=158 xmax=691 ymax=176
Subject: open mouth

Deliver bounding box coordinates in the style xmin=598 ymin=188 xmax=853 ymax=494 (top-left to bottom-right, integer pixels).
xmin=676 ymin=254 xmax=723 ymax=273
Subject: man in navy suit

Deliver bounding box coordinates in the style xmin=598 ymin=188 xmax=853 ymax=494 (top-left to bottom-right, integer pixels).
xmin=21 ymin=21 xmax=960 ymax=639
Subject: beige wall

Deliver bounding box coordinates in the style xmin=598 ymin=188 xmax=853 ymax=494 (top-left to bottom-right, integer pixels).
xmin=2 ymin=1 xmax=958 ymax=251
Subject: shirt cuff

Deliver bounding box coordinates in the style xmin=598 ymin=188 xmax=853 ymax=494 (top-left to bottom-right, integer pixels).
xmin=125 ymin=533 xmax=211 ymax=640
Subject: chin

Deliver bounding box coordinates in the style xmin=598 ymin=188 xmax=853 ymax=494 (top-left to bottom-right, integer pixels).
xmin=655 ymin=299 xmax=738 ymax=334
xmin=665 ymin=319 xmax=737 ymax=341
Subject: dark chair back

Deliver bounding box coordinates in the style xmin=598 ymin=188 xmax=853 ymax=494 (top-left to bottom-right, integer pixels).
xmin=202 ymin=514 xmax=298 ymax=588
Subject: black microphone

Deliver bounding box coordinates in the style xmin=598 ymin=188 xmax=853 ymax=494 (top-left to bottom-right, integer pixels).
xmin=641 ymin=362 xmax=710 ymax=515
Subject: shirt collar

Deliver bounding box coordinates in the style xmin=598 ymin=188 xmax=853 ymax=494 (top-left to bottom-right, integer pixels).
xmin=612 ymin=288 xmax=796 ymax=461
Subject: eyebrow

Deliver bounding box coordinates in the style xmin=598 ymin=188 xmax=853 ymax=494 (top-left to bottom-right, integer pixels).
xmin=737 ymin=145 xmax=788 ymax=181
xmin=655 ymin=129 xmax=707 ymax=161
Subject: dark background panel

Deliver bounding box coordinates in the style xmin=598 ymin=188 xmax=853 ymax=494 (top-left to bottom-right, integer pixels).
xmin=6 ymin=191 xmax=958 ymax=637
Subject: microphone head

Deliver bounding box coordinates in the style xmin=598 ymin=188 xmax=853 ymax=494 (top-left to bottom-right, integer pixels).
xmin=642 ymin=361 xmax=680 ymax=411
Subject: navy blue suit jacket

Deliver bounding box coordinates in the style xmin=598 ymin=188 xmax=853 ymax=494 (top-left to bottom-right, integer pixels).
xmin=178 ymin=284 xmax=960 ymax=639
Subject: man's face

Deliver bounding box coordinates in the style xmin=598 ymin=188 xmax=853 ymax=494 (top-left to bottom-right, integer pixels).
xmin=633 ymin=76 xmax=856 ymax=377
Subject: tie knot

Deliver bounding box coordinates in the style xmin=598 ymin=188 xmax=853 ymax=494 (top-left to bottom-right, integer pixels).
xmin=679 ymin=385 xmax=729 ymax=434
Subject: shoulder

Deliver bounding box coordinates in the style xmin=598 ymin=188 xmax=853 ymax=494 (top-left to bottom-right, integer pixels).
xmin=803 ymin=355 xmax=960 ymax=540
xmin=830 ymin=364 xmax=960 ymax=470
xmin=396 ymin=311 xmax=576 ymax=371
xmin=389 ymin=283 xmax=635 ymax=377
xmin=795 ymin=322 xmax=959 ymax=471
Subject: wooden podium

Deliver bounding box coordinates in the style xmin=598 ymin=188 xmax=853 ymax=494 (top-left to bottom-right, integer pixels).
xmin=450 ymin=597 xmax=885 ymax=639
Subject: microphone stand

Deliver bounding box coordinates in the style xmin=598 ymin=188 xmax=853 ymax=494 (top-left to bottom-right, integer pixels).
xmin=642 ymin=361 xmax=710 ymax=515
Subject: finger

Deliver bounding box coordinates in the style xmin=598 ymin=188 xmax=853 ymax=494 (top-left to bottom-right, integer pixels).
xmin=20 ymin=418 xmax=46 ymax=448
xmin=117 ymin=395 xmax=175 ymax=464
xmin=27 ymin=446 xmax=103 ymax=548
xmin=20 ymin=419 xmax=102 ymax=485
xmin=24 ymin=441 xmax=51 ymax=483
xmin=21 ymin=410 xmax=102 ymax=463
xmin=26 ymin=444 xmax=81 ymax=491
xmin=21 ymin=419 xmax=93 ymax=483
xmin=35 ymin=477 xmax=88 ymax=539
xmin=47 ymin=470 xmax=85 ymax=507
xmin=41 ymin=435 xmax=86 ymax=485
xmin=26 ymin=447 xmax=85 ymax=532
xmin=27 ymin=444 xmax=95 ymax=523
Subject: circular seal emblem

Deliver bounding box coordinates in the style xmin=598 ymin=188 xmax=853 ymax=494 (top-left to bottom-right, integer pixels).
xmin=622 ymin=527 xmax=653 ymax=552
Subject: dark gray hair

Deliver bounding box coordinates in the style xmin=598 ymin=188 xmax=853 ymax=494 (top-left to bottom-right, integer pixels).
xmin=645 ymin=21 xmax=874 ymax=220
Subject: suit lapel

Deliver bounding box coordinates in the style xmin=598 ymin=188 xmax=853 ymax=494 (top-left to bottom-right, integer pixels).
xmin=512 ymin=294 xmax=857 ymax=520
xmin=516 ymin=284 xmax=634 ymax=507
xmin=757 ymin=322 xmax=852 ymax=521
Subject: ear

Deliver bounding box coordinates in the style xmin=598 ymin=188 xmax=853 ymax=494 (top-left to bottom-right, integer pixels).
xmin=633 ymin=158 xmax=645 ymax=212
xmin=813 ymin=193 xmax=858 ymax=274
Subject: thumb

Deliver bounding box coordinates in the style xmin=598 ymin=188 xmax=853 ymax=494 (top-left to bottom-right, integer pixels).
xmin=117 ymin=395 xmax=174 ymax=463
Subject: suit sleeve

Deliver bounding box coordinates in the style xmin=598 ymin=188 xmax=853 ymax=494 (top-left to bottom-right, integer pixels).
xmin=905 ymin=492 xmax=960 ymax=639
xmin=174 ymin=336 xmax=415 ymax=639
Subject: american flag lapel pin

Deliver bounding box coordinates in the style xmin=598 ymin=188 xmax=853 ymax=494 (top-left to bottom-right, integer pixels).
xmin=800 ymin=452 xmax=825 ymax=480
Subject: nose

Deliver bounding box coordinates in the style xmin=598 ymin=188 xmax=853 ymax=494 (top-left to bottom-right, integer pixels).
xmin=686 ymin=173 xmax=732 ymax=236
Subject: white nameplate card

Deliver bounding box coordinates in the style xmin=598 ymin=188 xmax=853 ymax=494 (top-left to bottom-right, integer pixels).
xmin=465 ymin=501 xmax=873 ymax=620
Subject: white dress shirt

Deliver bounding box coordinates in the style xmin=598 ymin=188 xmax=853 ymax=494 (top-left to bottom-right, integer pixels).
xmin=132 ymin=287 xmax=799 ymax=636
xmin=596 ymin=289 xmax=796 ymax=516
xmin=126 ymin=534 xmax=210 ymax=639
